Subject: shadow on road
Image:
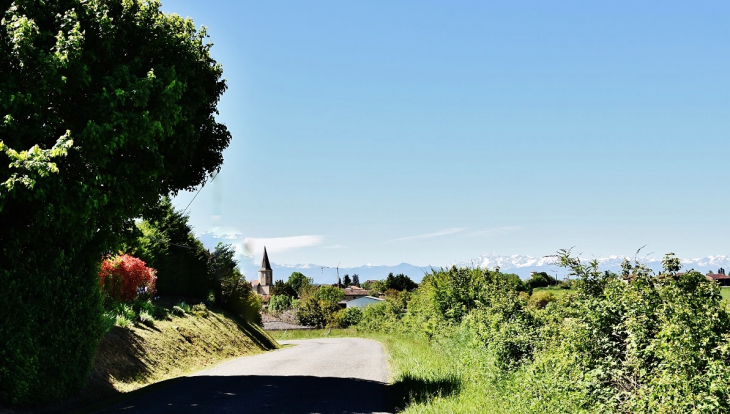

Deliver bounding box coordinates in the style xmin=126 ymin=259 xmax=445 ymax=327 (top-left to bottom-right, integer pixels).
xmin=94 ymin=375 xmax=393 ymax=413
xmin=90 ymin=372 xmax=462 ymax=413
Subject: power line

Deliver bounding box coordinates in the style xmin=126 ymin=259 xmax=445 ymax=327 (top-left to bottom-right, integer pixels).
xmin=181 ymin=171 xmax=219 ymax=215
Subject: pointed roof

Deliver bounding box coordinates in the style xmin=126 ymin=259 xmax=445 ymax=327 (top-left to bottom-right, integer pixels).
xmin=260 ymin=247 xmax=272 ymax=271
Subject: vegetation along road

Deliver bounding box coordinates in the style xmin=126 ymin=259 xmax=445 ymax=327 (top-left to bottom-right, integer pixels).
xmin=98 ymin=337 xmax=392 ymax=413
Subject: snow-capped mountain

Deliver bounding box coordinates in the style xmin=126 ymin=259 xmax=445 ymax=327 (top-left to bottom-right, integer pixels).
xmin=239 ymin=254 xmax=730 ymax=285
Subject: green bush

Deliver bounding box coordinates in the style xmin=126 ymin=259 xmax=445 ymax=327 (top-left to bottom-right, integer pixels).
xmin=357 ymin=300 xmax=403 ymax=333
xmin=313 ymin=285 xmax=345 ymax=303
xmin=269 ymin=294 xmax=294 ymax=312
xmin=341 ymin=307 xmax=363 ymax=327
xmin=296 ymin=297 xmax=341 ymax=328
xmin=527 ymin=291 xmax=558 ymax=310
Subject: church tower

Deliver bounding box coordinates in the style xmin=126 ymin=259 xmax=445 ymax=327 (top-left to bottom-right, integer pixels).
xmin=258 ymin=247 xmax=273 ymax=294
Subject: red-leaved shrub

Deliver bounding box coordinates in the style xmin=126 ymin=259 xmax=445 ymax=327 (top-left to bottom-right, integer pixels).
xmin=98 ymin=254 xmax=157 ymax=302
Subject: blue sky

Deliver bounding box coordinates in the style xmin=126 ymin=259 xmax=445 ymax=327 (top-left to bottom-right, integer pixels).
xmin=166 ymin=0 xmax=730 ymax=270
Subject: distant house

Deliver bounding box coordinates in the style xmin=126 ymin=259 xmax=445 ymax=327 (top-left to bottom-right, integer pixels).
xmin=706 ymin=273 xmax=730 ymax=287
xmin=346 ymin=296 xmax=385 ymax=309
xmin=343 ymin=286 xmax=370 ymax=301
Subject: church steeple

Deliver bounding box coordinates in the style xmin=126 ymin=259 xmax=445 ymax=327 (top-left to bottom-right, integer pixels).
xmin=258 ymin=247 xmax=273 ymax=291
xmin=260 ymin=247 xmax=272 ymax=271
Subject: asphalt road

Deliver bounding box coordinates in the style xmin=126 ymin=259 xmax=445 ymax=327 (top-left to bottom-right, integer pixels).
xmin=96 ymin=337 xmax=392 ymax=413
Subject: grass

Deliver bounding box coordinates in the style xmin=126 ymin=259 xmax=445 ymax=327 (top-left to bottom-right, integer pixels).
xmin=49 ymin=301 xmax=278 ymax=412
xmin=721 ymin=287 xmax=730 ymax=303
xmin=532 ymin=286 xmax=576 ymax=298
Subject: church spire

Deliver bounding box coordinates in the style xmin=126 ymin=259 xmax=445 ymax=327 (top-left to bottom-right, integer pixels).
xmin=260 ymin=247 xmax=272 ymax=271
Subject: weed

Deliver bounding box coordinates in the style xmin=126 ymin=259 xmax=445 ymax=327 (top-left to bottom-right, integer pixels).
xmin=115 ymin=315 xmax=133 ymax=329
xmin=138 ymin=311 xmax=154 ymax=327
xmin=172 ymin=306 xmax=187 ymax=316
xmin=192 ymin=303 xmax=208 ymax=318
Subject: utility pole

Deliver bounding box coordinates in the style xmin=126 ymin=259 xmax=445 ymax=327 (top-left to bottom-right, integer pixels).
xmin=337 ymin=262 xmax=341 ymax=288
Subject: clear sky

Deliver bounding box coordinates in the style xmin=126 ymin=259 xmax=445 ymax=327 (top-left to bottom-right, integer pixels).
xmin=165 ymin=0 xmax=730 ymax=268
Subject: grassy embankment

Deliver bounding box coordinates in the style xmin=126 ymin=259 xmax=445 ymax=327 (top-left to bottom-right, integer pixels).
xmin=55 ymin=301 xmax=278 ymax=411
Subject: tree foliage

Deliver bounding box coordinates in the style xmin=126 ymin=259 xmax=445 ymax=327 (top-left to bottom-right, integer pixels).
xmin=287 ymin=272 xmax=312 ymax=296
xmin=270 ymin=280 xmax=297 ymax=298
xmin=0 ymin=0 xmax=230 ymax=405
xmin=98 ymin=254 xmax=157 ymax=302
xmin=313 ymin=285 xmax=345 ymax=303
xmin=134 ymin=197 xmax=211 ymax=299
xmin=385 ymin=273 xmax=418 ymax=292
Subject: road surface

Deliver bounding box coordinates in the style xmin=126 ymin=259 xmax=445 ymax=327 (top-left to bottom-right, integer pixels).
xmin=97 ymin=337 xmax=392 ymax=413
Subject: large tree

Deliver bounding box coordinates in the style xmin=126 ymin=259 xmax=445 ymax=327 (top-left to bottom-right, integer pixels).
xmin=0 ymin=0 xmax=230 ymax=405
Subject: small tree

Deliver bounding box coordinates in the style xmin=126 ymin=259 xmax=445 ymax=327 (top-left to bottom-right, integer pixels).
xmin=314 ymin=285 xmax=345 ymax=303
xmin=385 ymin=273 xmax=418 ymax=291
xmin=288 ymin=272 xmax=313 ymax=296
xmin=343 ymin=274 xmax=352 ymax=287
xmin=98 ymin=255 xmax=157 ymax=303
xmin=352 ymin=274 xmax=360 ymax=287
xmin=270 ymin=280 xmax=297 ymax=298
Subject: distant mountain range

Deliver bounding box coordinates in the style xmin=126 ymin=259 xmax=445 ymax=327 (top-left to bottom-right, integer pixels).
xmin=241 ymin=253 xmax=730 ymax=285
xmin=241 ymin=254 xmax=730 ymax=284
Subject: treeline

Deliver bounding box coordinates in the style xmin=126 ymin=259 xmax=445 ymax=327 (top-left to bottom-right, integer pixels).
xmin=352 ymin=250 xmax=730 ymax=412
xmin=266 ymin=272 xmax=420 ymax=329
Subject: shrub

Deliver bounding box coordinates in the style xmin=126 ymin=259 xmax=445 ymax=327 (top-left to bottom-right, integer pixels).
xmin=98 ymin=254 xmax=157 ymax=303
xmin=357 ymin=300 xmax=404 ymax=333
xmin=341 ymin=307 xmax=363 ymax=327
xmin=313 ymin=285 xmax=345 ymax=303
xmin=528 ymin=291 xmax=558 ymax=310
xmin=297 ymin=297 xmax=341 ymax=328
xmin=269 ymin=295 xmax=294 ymax=312
xmin=192 ymin=303 xmax=208 ymax=318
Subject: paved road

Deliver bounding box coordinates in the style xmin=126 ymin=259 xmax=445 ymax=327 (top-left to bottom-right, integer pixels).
xmin=97 ymin=338 xmax=392 ymax=413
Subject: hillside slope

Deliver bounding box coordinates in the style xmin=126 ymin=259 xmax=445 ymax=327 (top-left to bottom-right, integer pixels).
xmin=47 ymin=303 xmax=278 ymax=412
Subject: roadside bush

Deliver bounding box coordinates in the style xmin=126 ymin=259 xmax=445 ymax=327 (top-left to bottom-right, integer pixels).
xmin=98 ymin=254 xmax=157 ymax=303
xmin=296 ymin=297 xmax=341 ymax=328
xmin=341 ymin=307 xmax=363 ymax=327
xmin=357 ymin=300 xmax=403 ymax=333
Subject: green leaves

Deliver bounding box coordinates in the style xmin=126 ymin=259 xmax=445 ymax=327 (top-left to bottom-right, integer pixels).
xmin=0 ymin=131 xmax=72 ymax=197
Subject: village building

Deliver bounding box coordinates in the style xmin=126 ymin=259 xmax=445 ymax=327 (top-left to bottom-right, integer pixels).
xmin=345 ymin=296 xmax=385 ymax=309
xmin=706 ymin=273 xmax=730 ymax=287
xmin=343 ymin=285 xmax=370 ymax=301
xmin=251 ymin=247 xmax=273 ymax=296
